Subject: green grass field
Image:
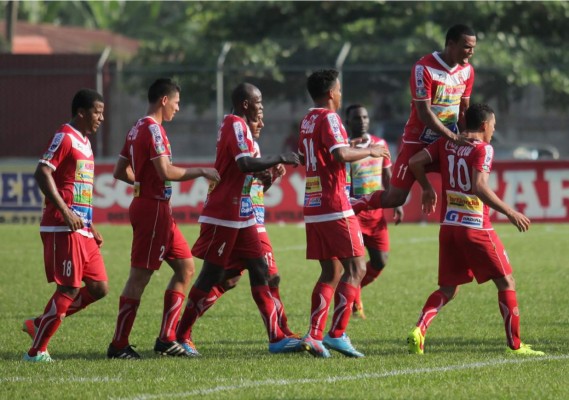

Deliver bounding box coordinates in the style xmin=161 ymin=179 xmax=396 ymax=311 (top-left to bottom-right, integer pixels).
xmin=1 ymin=223 xmax=568 ymax=399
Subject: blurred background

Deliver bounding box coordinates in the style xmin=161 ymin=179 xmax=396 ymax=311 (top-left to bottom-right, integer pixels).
xmin=1 ymin=0 xmax=568 ymax=162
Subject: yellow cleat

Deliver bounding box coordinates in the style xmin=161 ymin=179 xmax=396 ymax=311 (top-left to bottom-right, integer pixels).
xmin=352 ymin=299 xmax=367 ymax=320
xmin=407 ymin=327 xmax=425 ymax=355
xmin=506 ymin=343 xmax=545 ymax=356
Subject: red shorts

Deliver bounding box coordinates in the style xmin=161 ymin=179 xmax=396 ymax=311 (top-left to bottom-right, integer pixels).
xmin=226 ymin=228 xmax=278 ymax=275
xmin=357 ymin=209 xmax=389 ymax=252
xmin=390 ymin=142 xmax=438 ymax=191
xmin=130 ymin=198 xmax=192 ymax=270
xmin=41 ymin=231 xmax=107 ymax=288
xmin=192 ymin=223 xmax=263 ymax=267
xmin=438 ymin=225 xmax=513 ymax=286
xmin=306 ymin=216 xmax=365 ymax=260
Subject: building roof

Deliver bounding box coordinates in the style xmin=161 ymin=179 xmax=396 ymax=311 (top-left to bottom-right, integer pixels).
xmin=0 ymin=20 xmax=139 ymax=58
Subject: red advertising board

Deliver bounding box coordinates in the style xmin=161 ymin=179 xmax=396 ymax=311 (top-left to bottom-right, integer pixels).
xmin=1 ymin=161 xmax=568 ymax=224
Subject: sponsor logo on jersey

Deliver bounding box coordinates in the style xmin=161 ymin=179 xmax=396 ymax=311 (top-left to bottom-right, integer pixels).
xmin=48 ymin=133 xmax=65 ymax=152
xmin=75 ymin=160 xmax=94 ymax=183
xmin=71 ymin=204 xmax=92 ymax=227
xmin=250 ymin=181 xmax=264 ymax=205
xmin=304 ymin=194 xmax=322 ymax=207
xmin=444 ymin=210 xmax=459 ymax=223
xmin=415 ymin=65 xmax=425 ymax=88
xmin=233 ymin=122 xmax=249 ymax=152
xmin=239 ymin=196 xmax=253 ymax=218
xmin=150 ymin=124 xmax=166 ymax=155
xmin=253 ymin=205 xmax=265 ymax=225
xmin=73 ymin=182 xmax=93 ymax=206
xmin=460 ymin=215 xmax=483 ymax=228
xmin=163 ymin=184 xmax=172 ymax=200
xmin=483 ymin=145 xmax=493 ymax=172
xmin=301 ymin=114 xmax=318 ymax=135
xmin=447 ymin=191 xmax=483 ymax=214
xmin=327 ymin=114 xmax=345 ymax=144
xmin=419 ymin=128 xmax=441 ymax=144
xmin=305 ymin=176 xmax=322 ymax=193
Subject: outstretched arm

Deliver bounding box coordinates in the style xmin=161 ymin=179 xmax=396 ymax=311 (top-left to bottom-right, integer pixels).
xmin=152 ymin=156 xmax=220 ymax=183
xmin=415 ymin=100 xmax=474 ymax=147
xmin=236 ymin=152 xmax=300 ymax=173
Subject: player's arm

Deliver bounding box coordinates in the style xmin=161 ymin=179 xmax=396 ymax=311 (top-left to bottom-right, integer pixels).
xmin=408 ymin=149 xmax=437 ymax=214
xmin=152 ymin=156 xmax=220 ymax=183
xmin=236 ymin=152 xmax=299 ymax=173
xmin=333 ymin=144 xmax=390 ymax=163
xmin=382 ymin=166 xmax=404 ymax=224
xmin=91 ymin=223 xmax=104 ymax=247
xmin=472 ymin=169 xmax=530 ymax=232
xmin=457 ymin=97 xmax=470 ymax=132
xmin=34 ymin=163 xmax=84 ymax=231
xmin=415 ymin=100 xmax=460 ymax=142
xmin=113 ymin=156 xmax=135 ymax=185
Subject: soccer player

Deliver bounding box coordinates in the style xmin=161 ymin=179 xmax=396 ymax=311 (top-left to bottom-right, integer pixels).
xmin=23 ymin=89 xmax=108 ymax=362
xmin=186 ymin=111 xmax=299 ymax=338
xmin=344 ymin=104 xmax=404 ymax=319
xmin=352 ymin=24 xmax=477 ymax=213
xmin=107 ymin=78 xmax=220 ymax=359
xmin=175 ymin=83 xmax=302 ymax=354
xmin=298 ymin=70 xmax=390 ymax=358
xmin=406 ymin=103 xmax=545 ymax=356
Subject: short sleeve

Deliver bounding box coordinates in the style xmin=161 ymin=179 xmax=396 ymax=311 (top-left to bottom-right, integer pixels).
xmin=321 ymin=112 xmax=349 ymax=153
xmin=39 ymin=132 xmax=71 ymax=170
xmin=473 ymin=144 xmax=493 ymax=173
xmin=228 ymin=119 xmax=252 ymax=160
xmin=410 ymin=62 xmax=432 ymax=101
xmin=149 ymin=123 xmax=170 ymax=159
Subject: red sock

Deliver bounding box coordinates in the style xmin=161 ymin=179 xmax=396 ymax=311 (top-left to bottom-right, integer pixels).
xmin=65 ymin=286 xmax=97 ymax=317
xmin=361 ymin=261 xmax=383 ymax=288
xmin=29 ymin=291 xmax=75 ymax=356
xmin=328 ymin=281 xmax=358 ymax=338
xmin=416 ymin=290 xmax=449 ymax=336
xmin=251 ymin=285 xmax=284 ymax=342
xmin=111 ymin=296 xmax=140 ymax=349
xmin=308 ymin=282 xmax=334 ymax=340
xmin=176 ymin=286 xmax=220 ymax=342
xmin=498 ymin=290 xmax=521 ymax=350
xmin=270 ymin=286 xmax=294 ymax=337
xmin=159 ymin=290 xmax=185 ymax=342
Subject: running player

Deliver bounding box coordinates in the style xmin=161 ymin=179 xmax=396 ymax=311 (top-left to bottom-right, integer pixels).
xmin=108 ymin=78 xmax=220 ymax=359
xmin=407 ymin=103 xmax=544 ymax=356
xmin=23 ymin=89 xmax=108 ymax=362
xmin=298 ymin=70 xmax=390 ymax=358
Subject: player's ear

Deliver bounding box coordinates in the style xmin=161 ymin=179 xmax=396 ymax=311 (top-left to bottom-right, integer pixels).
xmin=160 ymin=95 xmax=169 ymax=106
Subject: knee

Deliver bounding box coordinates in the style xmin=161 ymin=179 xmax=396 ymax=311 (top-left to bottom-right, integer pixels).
xmin=440 ymin=286 xmax=459 ymax=301
xmin=89 ymin=281 xmax=109 ymax=300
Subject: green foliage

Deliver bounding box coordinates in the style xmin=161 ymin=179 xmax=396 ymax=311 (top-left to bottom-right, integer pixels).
xmin=1 ymin=223 xmax=568 ymax=399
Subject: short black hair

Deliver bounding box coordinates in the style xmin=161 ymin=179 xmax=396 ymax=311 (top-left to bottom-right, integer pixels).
xmin=71 ymin=89 xmax=103 ymax=117
xmin=445 ymin=24 xmax=476 ymax=46
xmin=465 ymin=103 xmax=494 ymax=131
xmin=148 ymin=78 xmax=181 ymax=103
xmin=231 ymin=82 xmax=259 ymax=109
xmin=307 ymin=69 xmax=339 ymax=101
xmin=345 ymin=103 xmax=365 ymax=120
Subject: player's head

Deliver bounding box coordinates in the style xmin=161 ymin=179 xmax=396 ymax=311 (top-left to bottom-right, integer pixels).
xmin=249 ymin=110 xmax=264 ymax=140
xmin=232 ymin=83 xmax=263 ymax=123
xmin=148 ymin=78 xmax=181 ymax=122
xmin=465 ymin=103 xmax=495 ymax=141
xmin=71 ymin=89 xmax=104 ymax=135
xmin=444 ymin=24 xmax=476 ymax=66
xmin=345 ymin=104 xmax=369 ymax=138
xmin=307 ymin=69 xmax=341 ymax=110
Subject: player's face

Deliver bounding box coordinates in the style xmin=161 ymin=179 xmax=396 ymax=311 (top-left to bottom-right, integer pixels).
xmin=451 ymin=34 xmax=476 ymax=66
xmin=250 ymin=112 xmax=264 ymax=140
xmin=246 ymin=90 xmax=263 ymax=123
xmin=83 ymin=101 xmax=105 ymax=135
xmin=483 ymin=113 xmax=496 ymax=142
xmin=163 ymin=91 xmax=180 ymax=122
xmin=347 ymin=107 xmax=369 ymax=137
xmin=331 ymin=79 xmax=342 ymax=111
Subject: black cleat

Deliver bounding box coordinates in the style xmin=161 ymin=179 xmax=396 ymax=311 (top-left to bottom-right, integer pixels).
xmin=107 ymin=343 xmax=141 ymax=360
xmin=153 ymin=338 xmax=194 ymax=357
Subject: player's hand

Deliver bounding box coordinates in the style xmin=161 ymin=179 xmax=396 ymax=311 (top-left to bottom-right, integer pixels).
xmin=280 ymin=152 xmax=300 ymax=167
xmin=272 ymin=163 xmax=286 ymax=178
xmin=92 ymin=225 xmax=104 ymax=247
xmin=393 ymin=206 xmax=404 ymax=225
xmin=453 ymin=134 xmax=476 ymax=147
xmin=507 ymin=210 xmax=531 ymax=232
xmin=369 ymin=144 xmax=391 ymax=159
xmin=63 ymin=208 xmax=84 ymax=232
xmin=421 ymin=187 xmax=437 ymax=215
xmin=202 ymin=168 xmax=221 ymax=183
xmin=254 ymin=170 xmax=273 ymax=187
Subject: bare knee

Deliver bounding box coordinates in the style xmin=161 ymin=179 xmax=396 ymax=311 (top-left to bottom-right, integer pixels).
xmin=439 ymin=286 xmax=459 ymax=301
xmin=494 ymin=274 xmax=515 ymax=291
xmin=86 ymin=280 xmax=109 ymax=299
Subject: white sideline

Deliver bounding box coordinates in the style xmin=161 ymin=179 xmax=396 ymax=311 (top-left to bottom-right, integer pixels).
xmin=113 ymin=354 xmax=569 ymax=400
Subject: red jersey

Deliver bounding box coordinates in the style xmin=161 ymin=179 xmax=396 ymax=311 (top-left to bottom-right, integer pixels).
xmin=298 ymin=108 xmax=353 ymax=223
xmin=404 ymin=52 xmax=475 ymax=144
xmin=119 ymin=116 xmax=173 ymax=200
xmin=424 ymin=138 xmax=494 ymax=230
xmin=38 ymin=124 xmax=95 ymax=238
xmin=199 ymin=114 xmax=256 ymax=228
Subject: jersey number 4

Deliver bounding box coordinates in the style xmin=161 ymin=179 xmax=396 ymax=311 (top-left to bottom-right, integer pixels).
xmin=302 ymin=138 xmax=317 ymax=172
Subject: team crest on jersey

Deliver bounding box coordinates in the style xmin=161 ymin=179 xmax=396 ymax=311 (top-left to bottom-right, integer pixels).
xmin=327 ymin=114 xmax=345 ymax=144
xmin=48 ymin=133 xmax=65 ymax=152
xmin=234 ymin=122 xmax=249 ymax=152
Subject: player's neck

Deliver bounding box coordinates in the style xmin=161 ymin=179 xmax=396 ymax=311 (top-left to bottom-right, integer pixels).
xmin=464 ymin=131 xmax=484 ymax=142
xmin=68 ymin=120 xmax=87 ymax=138
xmin=438 ymin=50 xmax=457 ymax=69
xmin=146 ymin=109 xmax=163 ymax=125
xmin=313 ymin=100 xmax=336 ymax=111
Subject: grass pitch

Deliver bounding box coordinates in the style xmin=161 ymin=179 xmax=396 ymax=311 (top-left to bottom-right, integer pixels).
xmin=1 ymin=223 xmax=568 ymax=399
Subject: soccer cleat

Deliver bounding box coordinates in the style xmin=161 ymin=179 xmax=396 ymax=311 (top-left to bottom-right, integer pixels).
xmin=506 ymin=343 xmax=545 ymax=356
xmin=107 ymin=343 xmax=141 ymax=360
xmin=285 ymin=332 xmax=302 ymax=340
xmin=407 ymin=327 xmax=425 ymax=355
xmin=179 ymin=339 xmax=200 ymax=357
xmin=23 ymin=351 xmax=53 ymax=363
xmin=301 ymin=335 xmax=331 ymax=358
xmin=154 ymin=338 xmax=195 ymax=357
xmin=352 ymin=299 xmax=367 ymax=320
xmin=22 ymin=318 xmax=38 ymax=340
xmin=268 ymin=337 xmax=304 ymax=354
xmin=323 ymin=333 xmax=365 ymax=358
